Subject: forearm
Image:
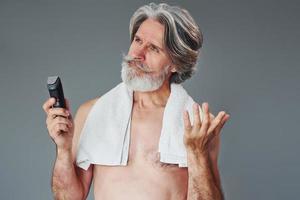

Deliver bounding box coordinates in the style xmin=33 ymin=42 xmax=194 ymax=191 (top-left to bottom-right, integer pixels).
xmin=187 ymin=153 xmax=224 ymax=200
xmin=52 ymin=148 xmax=83 ymax=200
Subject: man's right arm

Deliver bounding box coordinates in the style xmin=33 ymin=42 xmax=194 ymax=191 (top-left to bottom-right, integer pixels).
xmin=44 ymin=97 xmax=99 ymax=200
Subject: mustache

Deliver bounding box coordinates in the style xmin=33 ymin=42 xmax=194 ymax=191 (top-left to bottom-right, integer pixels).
xmin=122 ymin=54 xmax=152 ymax=73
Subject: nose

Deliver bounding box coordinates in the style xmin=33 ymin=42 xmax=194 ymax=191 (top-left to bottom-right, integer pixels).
xmin=132 ymin=44 xmax=146 ymax=61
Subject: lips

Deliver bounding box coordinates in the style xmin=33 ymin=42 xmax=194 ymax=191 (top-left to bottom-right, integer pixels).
xmin=128 ymin=60 xmax=147 ymax=72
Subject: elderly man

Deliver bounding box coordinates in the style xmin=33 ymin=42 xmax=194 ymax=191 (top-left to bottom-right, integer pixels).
xmin=43 ymin=3 xmax=230 ymax=200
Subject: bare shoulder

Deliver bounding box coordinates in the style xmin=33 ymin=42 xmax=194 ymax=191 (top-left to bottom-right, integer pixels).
xmin=77 ymin=97 xmax=99 ymax=115
xmin=69 ymin=97 xmax=100 ymax=199
xmin=71 ymin=97 xmax=100 ymax=159
xmin=75 ymin=97 xmax=99 ymax=122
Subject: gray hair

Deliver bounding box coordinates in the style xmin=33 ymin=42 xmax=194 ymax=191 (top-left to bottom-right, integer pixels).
xmin=129 ymin=3 xmax=203 ymax=84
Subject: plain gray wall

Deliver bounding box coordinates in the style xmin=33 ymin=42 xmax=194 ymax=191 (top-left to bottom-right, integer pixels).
xmin=0 ymin=0 xmax=299 ymax=199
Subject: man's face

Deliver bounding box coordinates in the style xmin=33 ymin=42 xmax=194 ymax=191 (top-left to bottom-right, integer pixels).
xmin=121 ymin=18 xmax=175 ymax=92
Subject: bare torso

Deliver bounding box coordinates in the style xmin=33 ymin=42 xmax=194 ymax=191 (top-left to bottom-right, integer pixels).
xmin=92 ymin=103 xmax=188 ymax=200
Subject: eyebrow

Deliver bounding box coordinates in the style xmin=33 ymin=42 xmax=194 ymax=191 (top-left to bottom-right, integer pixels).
xmin=135 ymin=34 xmax=164 ymax=51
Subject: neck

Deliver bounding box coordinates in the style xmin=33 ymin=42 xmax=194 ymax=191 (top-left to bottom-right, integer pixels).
xmin=133 ymin=79 xmax=171 ymax=109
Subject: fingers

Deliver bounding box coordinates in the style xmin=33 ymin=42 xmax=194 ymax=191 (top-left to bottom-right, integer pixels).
xmin=183 ymin=110 xmax=192 ymax=132
xmin=43 ymin=97 xmax=73 ymax=135
xmin=207 ymin=112 xmax=230 ymax=143
xmin=200 ymin=102 xmax=210 ymax=134
xmin=215 ymin=114 xmax=230 ymax=133
xmin=46 ymin=107 xmax=70 ymax=123
xmin=48 ymin=116 xmax=73 ymax=130
xmin=193 ymin=103 xmax=201 ymax=128
xmin=49 ymin=123 xmax=69 ymax=138
xmin=43 ymin=97 xmax=71 ymax=118
xmin=207 ymin=111 xmax=226 ymax=134
xmin=184 ymin=102 xmax=230 ymax=135
xmin=47 ymin=116 xmax=73 ymax=138
xmin=42 ymin=97 xmax=56 ymax=114
xmin=183 ymin=101 xmax=230 ymax=153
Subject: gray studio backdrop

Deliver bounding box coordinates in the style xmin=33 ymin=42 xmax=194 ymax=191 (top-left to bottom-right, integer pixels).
xmin=0 ymin=0 xmax=299 ymax=199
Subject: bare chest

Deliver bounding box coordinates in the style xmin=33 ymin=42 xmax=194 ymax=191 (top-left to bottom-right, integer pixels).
xmin=127 ymin=107 xmax=177 ymax=168
xmin=92 ymin=107 xmax=188 ymax=199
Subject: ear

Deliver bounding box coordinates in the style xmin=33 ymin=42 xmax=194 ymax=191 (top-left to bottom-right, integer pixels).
xmin=170 ymin=66 xmax=176 ymax=73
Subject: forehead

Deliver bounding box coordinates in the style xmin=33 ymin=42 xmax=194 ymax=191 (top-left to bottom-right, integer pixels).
xmin=135 ymin=18 xmax=165 ymax=46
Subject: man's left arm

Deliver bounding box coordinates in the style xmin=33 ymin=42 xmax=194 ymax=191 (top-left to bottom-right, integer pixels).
xmin=183 ymin=103 xmax=230 ymax=200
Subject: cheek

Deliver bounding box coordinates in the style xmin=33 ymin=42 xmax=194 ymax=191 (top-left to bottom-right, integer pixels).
xmin=148 ymin=54 xmax=169 ymax=68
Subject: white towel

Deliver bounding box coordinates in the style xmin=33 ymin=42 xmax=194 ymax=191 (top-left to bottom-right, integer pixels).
xmin=76 ymin=82 xmax=203 ymax=170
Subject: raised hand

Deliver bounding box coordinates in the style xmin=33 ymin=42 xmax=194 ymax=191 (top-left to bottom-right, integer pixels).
xmin=42 ymin=97 xmax=74 ymax=151
xmin=183 ymin=102 xmax=230 ymax=156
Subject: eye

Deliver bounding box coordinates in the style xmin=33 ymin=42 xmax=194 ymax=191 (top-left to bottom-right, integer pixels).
xmin=150 ymin=45 xmax=159 ymax=53
xmin=134 ymin=37 xmax=142 ymax=43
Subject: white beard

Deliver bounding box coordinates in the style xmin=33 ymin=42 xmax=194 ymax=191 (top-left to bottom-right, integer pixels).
xmin=121 ymin=55 xmax=170 ymax=92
